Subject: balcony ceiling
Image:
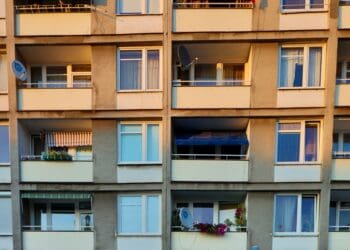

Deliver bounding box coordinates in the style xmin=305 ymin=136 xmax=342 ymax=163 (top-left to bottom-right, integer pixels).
xmin=331 ymin=190 xmax=350 ymax=201
xmin=334 ymin=119 xmax=350 ymax=132
xmin=20 ymin=119 xmax=92 ymax=132
xmin=173 ymin=118 xmax=249 ymax=131
xmin=173 ymin=190 xmax=246 ymax=202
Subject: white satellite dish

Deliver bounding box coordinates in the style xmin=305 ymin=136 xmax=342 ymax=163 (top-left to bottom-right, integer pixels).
xmin=179 ymin=208 xmax=193 ymax=229
xmin=11 ymin=60 xmax=27 ymax=81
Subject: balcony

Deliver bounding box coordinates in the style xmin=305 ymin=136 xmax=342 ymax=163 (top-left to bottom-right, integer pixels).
xmin=172 ymin=0 xmax=253 ymax=32
xmin=339 ymin=1 xmax=350 ymax=29
xmin=14 ymin=1 xmax=92 ymax=36
xmin=0 ymin=0 xmax=5 ymax=36
xmin=332 ymin=120 xmax=350 ymax=180
xmin=272 ymin=236 xmax=318 ymax=250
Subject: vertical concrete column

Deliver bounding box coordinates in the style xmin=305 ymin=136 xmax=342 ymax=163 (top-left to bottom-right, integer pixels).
xmin=252 ymin=0 xmax=280 ymax=31
xmin=91 ymin=0 xmax=116 ymax=35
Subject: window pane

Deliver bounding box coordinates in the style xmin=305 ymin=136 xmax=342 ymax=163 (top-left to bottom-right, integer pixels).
xmin=121 ymin=124 xmax=142 ymax=133
xmin=275 ymin=195 xmax=297 ymax=232
xmin=0 ymin=198 xmax=12 ymax=234
xmin=51 ymin=203 xmax=75 ymax=231
xmin=120 ymin=51 xmax=142 ymax=90
xmin=305 ymin=123 xmax=318 ymax=162
xmin=119 ymin=196 xmax=142 ymax=233
xmin=310 ymin=0 xmax=324 ymax=8
xmin=301 ymin=196 xmax=315 ymax=232
xmin=0 ymin=126 xmax=9 ymax=163
xmin=147 ymin=124 xmax=159 ymax=162
xmin=193 ymin=203 xmax=213 ymax=224
xmin=277 ymin=133 xmax=300 ymax=162
xmin=147 ymin=50 xmax=160 ymax=89
xmin=31 ymin=67 xmax=42 ymax=83
xmin=121 ymin=133 xmax=142 ymax=162
xmin=308 ymin=47 xmax=322 ymax=87
xmin=333 ymin=133 xmax=338 ymax=153
xmin=72 ymin=64 xmax=91 ymax=72
xmin=195 ymin=64 xmax=217 ymax=86
xmin=119 ymin=0 xmax=142 ymax=13
xmin=223 ymin=64 xmax=244 ymax=82
xmin=339 ymin=211 xmax=350 ymax=228
xmin=34 ymin=203 xmax=47 ymax=231
xmin=282 ymin=0 xmax=305 ymax=9
xmin=147 ymin=0 xmax=160 ymax=13
xmin=329 ymin=201 xmax=337 ymax=232
xmin=279 ymin=123 xmax=301 ymax=131
xmin=280 ymin=48 xmax=303 ymax=87
xmin=146 ymin=196 xmax=159 ymax=233
xmin=46 ymin=66 xmax=66 ymax=75
xmin=344 ymin=134 xmax=350 ymax=152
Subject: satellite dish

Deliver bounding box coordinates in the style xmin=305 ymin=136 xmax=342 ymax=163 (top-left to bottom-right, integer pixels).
xmin=11 ymin=60 xmax=27 ymax=81
xmin=179 ymin=208 xmax=193 ymax=229
xmin=178 ymin=45 xmax=198 ymax=71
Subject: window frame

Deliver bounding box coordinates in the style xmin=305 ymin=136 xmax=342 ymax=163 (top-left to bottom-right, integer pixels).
xmin=331 ymin=201 xmax=350 ymax=231
xmin=117 ymin=47 xmax=163 ymax=92
xmin=0 ymin=123 xmax=10 ymax=165
xmin=280 ymin=0 xmax=327 ymax=12
xmin=273 ymin=193 xmax=319 ymax=236
xmin=117 ymin=0 xmax=162 ymax=15
xmin=118 ymin=122 xmax=162 ymax=165
xmin=278 ymin=44 xmax=326 ymax=89
xmin=275 ymin=120 xmax=321 ymax=164
xmin=117 ymin=194 xmax=161 ymax=236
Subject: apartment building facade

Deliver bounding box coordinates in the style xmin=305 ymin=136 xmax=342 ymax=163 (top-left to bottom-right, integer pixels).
xmin=0 ymin=0 xmax=349 ymax=249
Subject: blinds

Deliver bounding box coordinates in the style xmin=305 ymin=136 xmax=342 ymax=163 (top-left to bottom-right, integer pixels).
xmin=45 ymin=131 xmax=92 ymax=147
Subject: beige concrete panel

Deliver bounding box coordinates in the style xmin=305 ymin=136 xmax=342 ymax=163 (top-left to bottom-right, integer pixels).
xmin=91 ymin=0 xmax=116 ymax=35
xmin=92 ymin=120 xmax=117 ymax=183
xmin=279 ymin=12 xmax=328 ymax=30
xmin=92 ymin=46 xmax=116 ymax=110
xmin=117 ymin=236 xmax=162 ymax=250
xmin=0 ymin=0 xmax=5 ymax=18
xmin=274 ymin=165 xmax=321 ymax=182
xmin=0 ymin=236 xmax=13 ymax=250
xmin=250 ymin=43 xmax=278 ymax=108
xmin=0 ymin=167 xmax=11 ymax=183
xmin=173 ymin=9 xmax=253 ymax=32
xmin=247 ymin=192 xmax=273 ymax=250
xmin=16 ymin=13 xmax=91 ymax=36
xmin=0 ymin=19 xmax=5 ymax=36
xmin=339 ymin=6 xmax=350 ymax=29
xmin=272 ymin=236 xmax=318 ymax=250
xmin=94 ymin=193 xmax=116 ymax=250
xmin=332 ymin=159 xmax=350 ymax=181
xmin=116 ymin=15 xmax=163 ymax=34
xmin=0 ymin=94 xmax=8 ymax=111
xmin=17 ymin=89 xmax=92 ymax=111
xmin=329 ymin=232 xmax=350 ymax=250
xmin=252 ymin=0 xmax=280 ymax=31
xmin=117 ymin=165 xmax=162 ymax=183
xmin=249 ymin=119 xmax=275 ymax=182
xmin=116 ymin=92 xmax=162 ymax=110
xmin=335 ymin=85 xmax=350 ymax=106
xmin=277 ymin=89 xmax=325 ymax=107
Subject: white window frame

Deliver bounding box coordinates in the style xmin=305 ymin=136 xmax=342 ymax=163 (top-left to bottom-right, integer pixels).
xmin=278 ymin=44 xmax=326 ymax=89
xmin=332 ymin=201 xmax=350 ymax=231
xmin=0 ymin=122 xmax=10 ymax=165
xmin=337 ymin=61 xmax=350 ymax=83
xmin=118 ymin=122 xmax=162 ymax=164
xmin=117 ymin=47 xmax=163 ymax=92
xmin=275 ymin=120 xmax=321 ymax=164
xmin=117 ymin=0 xmax=162 ymax=15
xmin=117 ymin=194 xmax=161 ymax=235
xmin=280 ymin=0 xmax=327 ymax=12
xmin=273 ymin=193 xmax=319 ymax=236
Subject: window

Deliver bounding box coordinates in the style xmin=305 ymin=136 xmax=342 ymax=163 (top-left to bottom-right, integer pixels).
xmin=333 ymin=132 xmax=350 ymax=158
xmin=0 ymin=53 xmax=8 ymax=92
xmin=279 ymin=46 xmax=323 ymax=88
xmin=118 ymin=48 xmax=161 ymax=91
xmin=0 ymin=125 xmax=9 ymax=164
xmin=117 ymin=0 xmax=161 ymax=14
xmin=118 ymin=194 xmax=160 ymax=234
xmin=0 ymin=194 xmax=12 ymax=235
xmin=274 ymin=194 xmax=317 ymax=234
xmin=281 ymin=0 xmax=325 ymax=10
xmin=336 ymin=61 xmax=350 ymax=84
xmin=329 ymin=201 xmax=350 ymax=231
xmin=276 ymin=121 xmax=320 ymax=163
xmin=118 ymin=123 xmax=160 ymax=164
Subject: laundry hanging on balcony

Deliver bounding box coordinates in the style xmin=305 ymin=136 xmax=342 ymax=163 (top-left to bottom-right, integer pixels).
xmin=45 ymin=131 xmax=92 ymax=147
xmin=175 ymin=132 xmax=248 ymax=146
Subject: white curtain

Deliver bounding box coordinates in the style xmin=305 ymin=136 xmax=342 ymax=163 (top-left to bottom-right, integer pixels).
xmin=308 ymin=47 xmax=322 ymax=87
xmin=280 ymin=48 xmax=303 ymax=87
xmin=120 ymin=51 xmax=142 ymax=90
xmin=146 ymin=50 xmax=160 ymax=89
xmin=275 ymin=196 xmax=297 ymax=232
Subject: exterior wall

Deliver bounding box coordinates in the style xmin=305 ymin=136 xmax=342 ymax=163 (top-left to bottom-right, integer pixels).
xmin=22 ymin=231 xmax=94 ymax=250
xmin=252 ymin=0 xmax=279 ymax=31
xmin=332 ymin=159 xmax=350 ymax=181
xmin=117 ymin=165 xmax=162 ymax=183
xmin=0 ymin=0 xmax=5 ymax=37
xmin=0 ymin=94 xmax=8 ymax=111
xmin=0 ymin=167 xmax=11 ymax=183
xmin=17 ymin=89 xmax=92 ymax=111
xmin=172 ymin=9 xmax=253 ymax=32
xmin=328 ymin=232 xmax=350 ymax=250
xmin=116 ymin=92 xmax=163 ymax=110
xmin=116 ymin=236 xmax=162 ymax=250
xmin=92 ymin=120 xmax=117 ymax=183
xmin=171 ymin=159 xmax=249 ymax=182
xmin=279 ymin=12 xmax=328 ymax=30
xmin=277 ymin=89 xmax=325 ymax=108
xmin=116 ymin=15 xmax=163 ymax=34
xmin=171 ymin=232 xmax=247 ymax=250
xmin=91 ymin=0 xmax=116 ymax=34
xmin=274 ymin=165 xmax=321 ymax=182
xmin=172 ymin=86 xmax=251 ymax=109
xmin=335 ymin=84 xmax=350 ymax=106
xmin=339 ymin=6 xmax=350 ymax=29
xmin=272 ymin=236 xmax=318 ymax=250
xmin=15 ymin=13 xmax=91 ymax=36
xmin=0 ymin=20 xmax=5 ymax=37
xmin=20 ymin=161 xmax=93 ymax=183
xmin=0 ymin=236 xmax=13 ymax=250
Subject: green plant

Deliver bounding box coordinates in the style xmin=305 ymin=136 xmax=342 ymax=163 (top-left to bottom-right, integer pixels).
xmin=41 ymin=151 xmax=73 ymax=161
xmin=235 ymin=204 xmax=247 ymax=231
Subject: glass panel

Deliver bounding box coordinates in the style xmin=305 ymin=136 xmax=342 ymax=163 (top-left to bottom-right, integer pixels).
xmin=147 ymin=124 xmax=159 ymax=161
xmin=119 ymin=0 xmax=142 ymax=13
xmin=120 ymin=51 xmax=142 ymax=90
xmin=34 ymin=203 xmax=47 ymax=231
xmin=282 ymin=0 xmax=305 ymax=9
xmin=146 ymin=196 xmax=159 ymax=233
xmin=119 ymin=196 xmax=142 ymax=233
xmin=223 ymin=64 xmax=244 ymax=83
xmin=46 ymin=66 xmax=67 ymax=85
xmin=0 ymin=198 xmax=12 ymax=234
xmin=195 ymin=64 xmax=217 ymax=86
xmin=329 ymin=201 xmax=337 ymax=232
xmin=344 ymin=134 xmax=350 ymax=152
xmin=31 ymin=67 xmax=43 ymax=83
xmin=341 ymin=202 xmax=350 ymax=209
xmin=219 ymin=203 xmax=236 ymax=224
xmin=73 ymin=75 xmax=91 ymax=85
xmin=301 ymin=196 xmax=315 ymax=232
xmin=305 ymin=123 xmax=318 ymax=162
xmin=333 ymin=133 xmax=338 ymax=153
xmin=277 ymin=133 xmax=300 ymax=162
xmin=51 ymin=203 xmax=75 ymax=231
xmin=339 ymin=211 xmax=350 ymax=229
xmin=46 ymin=66 xmax=66 ymax=75
xmin=147 ymin=0 xmax=160 ymax=13
xmin=176 ymin=203 xmax=189 ymax=208
xmin=308 ymin=47 xmax=322 ymax=87
xmin=280 ymin=48 xmax=304 ymax=87
xmin=193 ymin=203 xmax=214 ymax=224
xmin=0 ymin=126 xmax=9 ymax=163
xmin=146 ymin=50 xmax=160 ymax=89
xmin=121 ymin=124 xmax=142 ymax=133
xmin=72 ymin=64 xmax=91 ymax=72
xmin=275 ymin=195 xmax=297 ymax=232
xmin=310 ymin=0 xmax=324 ymax=8
xmin=80 ymin=213 xmax=93 ymax=231
xmin=121 ymin=133 xmax=142 ymax=162
xmin=79 ymin=201 xmax=91 ymax=210
xmin=279 ymin=123 xmax=301 ymax=131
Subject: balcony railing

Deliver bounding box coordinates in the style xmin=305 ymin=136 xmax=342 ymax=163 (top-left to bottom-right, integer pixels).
xmin=18 ymin=82 xmax=92 ymax=89
xmin=15 ymin=4 xmax=92 ymax=13
xmin=336 ymin=78 xmax=350 ymax=84
xmin=329 ymin=225 xmax=350 ymax=232
xmin=332 ymin=151 xmax=350 ymax=159
xmin=340 ymin=0 xmax=350 ymax=6
xmin=172 ymin=153 xmax=247 ymax=160
xmin=20 ymin=155 xmax=93 ymax=161
xmin=22 ymin=225 xmax=93 ymax=231
xmin=173 ymin=1 xmax=254 ymax=9
xmin=172 ymin=80 xmax=247 ymax=87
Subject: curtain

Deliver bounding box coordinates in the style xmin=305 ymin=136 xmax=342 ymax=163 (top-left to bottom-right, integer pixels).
xmin=120 ymin=51 xmax=142 ymax=90
xmin=301 ymin=197 xmax=315 ymax=232
xmin=280 ymin=48 xmax=304 ymax=87
xmin=147 ymin=124 xmax=159 ymax=161
xmin=310 ymin=0 xmax=324 ymax=8
xmin=275 ymin=196 xmax=297 ymax=232
xmin=278 ymin=133 xmax=300 ymax=162
xmin=305 ymin=124 xmax=318 ymax=162
xmin=119 ymin=196 xmax=142 ymax=233
xmin=308 ymin=47 xmax=322 ymax=87
xmin=147 ymin=50 xmax=160 ymax=89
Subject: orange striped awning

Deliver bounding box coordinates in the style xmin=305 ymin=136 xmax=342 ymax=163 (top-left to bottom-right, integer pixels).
xmin=45 ymin=131 xmax=92 ymax=147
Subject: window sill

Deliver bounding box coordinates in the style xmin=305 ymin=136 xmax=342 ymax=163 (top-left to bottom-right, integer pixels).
xmin=116 ymin=13 xmax=163 ymax=16
xmin=280 ymin=9 xmax=328 ymax=14
xmin=115 ymin=233 xmax=161 ymax=237
xmin=0 ymin=163 xmax=11 ymax=167
xmin=275 ymin=162 xmax=321 ymax=166
xmin=117 ymin=90 xmax=162 ymax=93
xmin=278 ymin=87 xmax=324 ymax=90
xmin=117 ymin=162 xmax=162 ymax=166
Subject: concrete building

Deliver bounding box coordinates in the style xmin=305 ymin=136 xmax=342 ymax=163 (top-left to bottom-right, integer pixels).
xmin=0 ymin=0 xmax=349 ymax=249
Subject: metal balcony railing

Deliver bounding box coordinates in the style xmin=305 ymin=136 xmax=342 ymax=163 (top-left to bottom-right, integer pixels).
xmin=336 ymin=78 xmax=350 ymax=84
xmin=22 ymin=225 xmax=94 ymax=231
xmin=172 ymin=79 xmax=249 ymax=87
xmin=18 ymin=82 xmax=92 ymax=89
xmin=173 ymin=0 xmax=254 ymax=9
xmin=172 ymin=153 xmax=247 ymax=160
xmin=15 ymin=4 xmax=92 ymax=13
xmin=332 ymin=151 xmax=350 ymax=159
xmin=329 ymin=225 xmax=350 ymax=232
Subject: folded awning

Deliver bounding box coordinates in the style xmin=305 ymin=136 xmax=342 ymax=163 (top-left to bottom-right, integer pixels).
xmin=175 ymin=132 xmax=248 ymax=146
xmin=45 ymin=131 xmax=92 ymax=147
xmin=21 ymin=193 xmax=91 ymax=200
